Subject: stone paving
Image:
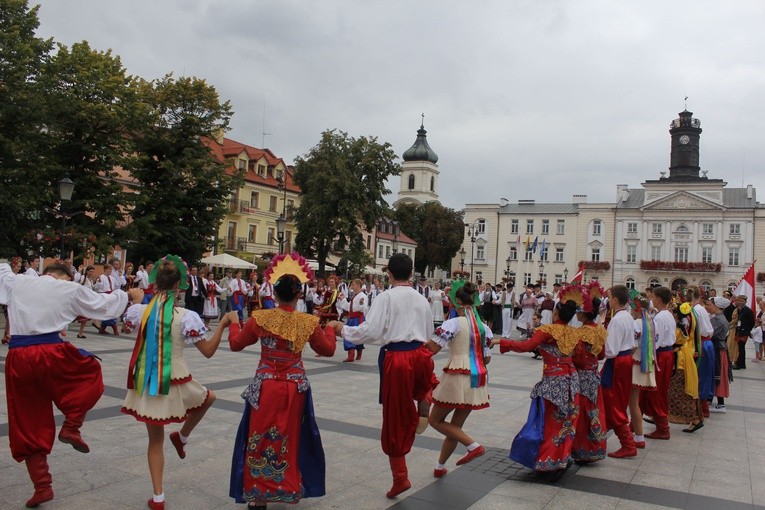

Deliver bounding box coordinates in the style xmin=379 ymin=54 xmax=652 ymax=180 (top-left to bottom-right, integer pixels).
xmin=1 ymin=320 xmax=765 ymax=509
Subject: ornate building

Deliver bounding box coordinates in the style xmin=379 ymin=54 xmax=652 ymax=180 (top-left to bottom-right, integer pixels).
xmin=393 ymin=119 xmax=440 ymax=207
xmin=456 ymin=109 xmax=762 ymax=294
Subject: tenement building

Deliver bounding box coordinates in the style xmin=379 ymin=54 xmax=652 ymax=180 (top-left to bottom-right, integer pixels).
xmin=457 ymin=110 xmax=763 ymax=294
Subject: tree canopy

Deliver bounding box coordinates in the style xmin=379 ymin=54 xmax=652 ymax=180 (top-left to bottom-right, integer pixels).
xmin=393 ymin=201 xmax=464 ymax=275
xmin=293 ymin=129 xmax=400 ymax=276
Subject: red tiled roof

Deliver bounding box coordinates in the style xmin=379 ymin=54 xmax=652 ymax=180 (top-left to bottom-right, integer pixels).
xmin=376 ymin=231 xmax=417 ymax=246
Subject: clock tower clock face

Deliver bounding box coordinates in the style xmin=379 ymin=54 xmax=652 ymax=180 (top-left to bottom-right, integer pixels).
xmin=679 ymin=135 xmax=690 ymax=145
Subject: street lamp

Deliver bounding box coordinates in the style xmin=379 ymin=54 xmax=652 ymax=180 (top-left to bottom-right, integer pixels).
xmin=58 ymin=175 xmax=75 ymax=258
xmin=459 ymin=247 xmax=466 ymax=275
xmin=466 ymin=222 xmax=478 ymax=282
xmin=505 ymin=255 xmax=512 ymax=280
xmin=392 ymin=221 xmax=400 ymax=254
xmin=563 ymin=267 xmax=569 ymax=284
xmin=539 ymin=261 xmax=545 ymax=284
xmin=275 ymin=215 xmax=286 ymax=254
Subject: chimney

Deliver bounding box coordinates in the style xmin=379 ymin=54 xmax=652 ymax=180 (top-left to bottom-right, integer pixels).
xmin=747 ymin=184 xmax=753 ymax=199
xmin=572 ymin=194 xmax=588 ymax=204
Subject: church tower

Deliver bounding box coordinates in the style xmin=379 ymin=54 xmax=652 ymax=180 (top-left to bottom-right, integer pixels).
xmin=666 ymin=109 xmax=703 ymax=180
xmin=394 ymin=118 xmax=440 ymax=207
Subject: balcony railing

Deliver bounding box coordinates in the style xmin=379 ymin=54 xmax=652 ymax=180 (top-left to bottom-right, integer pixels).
xmin=639 ymin=260 xmax=721 ymax=273
xmin=227 ymin=199 xmax=254 ymax=214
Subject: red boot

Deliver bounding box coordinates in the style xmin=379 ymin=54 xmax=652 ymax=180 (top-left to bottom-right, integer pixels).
xmin=146 ymin=499 xmax=165 ymax=510
xmin=386 ymin=456 xmax=412 ymax=498
xmin=645 ymin=416 xmax=670 ymax=440
xmin=58 ymin=427 xmax=90 ymax=453
xmin=607 ymin=424 xmax=637 ymax=458
xmin=356 ymin=349 xmax=363 ymax=361
xmin=24 ymin=454 xmax=53 ymax=508
xmin=343 ymin=350 xmax=355 ymax=362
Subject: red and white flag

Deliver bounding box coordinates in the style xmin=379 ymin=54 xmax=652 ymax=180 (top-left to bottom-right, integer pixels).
xmin=570 ymin=262 xmax=584 ymax=283
xmin=733 ymin=260 xmax=757 ymax=312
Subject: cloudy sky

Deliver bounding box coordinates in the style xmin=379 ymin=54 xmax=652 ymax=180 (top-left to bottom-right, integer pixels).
xmin=34 ymin=1 xmax=765 ymax=210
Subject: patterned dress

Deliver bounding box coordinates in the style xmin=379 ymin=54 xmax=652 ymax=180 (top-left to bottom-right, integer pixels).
xmin=228 ymin=306 xmax=336 ymax=505
xmin=668 ymin=321 xmax=702 ymax=424
xmin=571 ymin=322 xmax=608 ymax=463
xmin=499 ymin=322 xmax=580 ymax=471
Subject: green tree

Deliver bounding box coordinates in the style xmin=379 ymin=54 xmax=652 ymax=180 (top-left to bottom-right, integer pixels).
xmin=293 ymin=130 xmax=400 ymax=276
xmin=127 ymin=74 xmax=238 ymax=264
xmin=394 ymin=201 xmax=464 ymax=275
xmin=0 ymin=0 xmax=52 ymax=257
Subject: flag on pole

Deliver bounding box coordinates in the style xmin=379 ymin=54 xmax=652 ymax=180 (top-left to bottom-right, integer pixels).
xmin=733 ymin=260 xmax=757 ymax=312
xmin=524 ymin=236 xmax=531 ymax=251
xmin=531 ymin=236 xmax=538 ymax=253
xmin=571 ymin=262 xmax=584 ymax=283
xmin=539 ymin=239 xmax=546 ymax=259
xmin=516 ymin=235 xmax=521 ymax=247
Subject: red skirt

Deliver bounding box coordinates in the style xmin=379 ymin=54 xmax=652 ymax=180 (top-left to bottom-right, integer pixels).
xmin=571 ymin=393 xmax=606 ymax=463
xmin=535 ymin=399 xmax=578 ymax=471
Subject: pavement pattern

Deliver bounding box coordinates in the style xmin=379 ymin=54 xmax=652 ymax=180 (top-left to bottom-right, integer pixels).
xmin=1 ymin=320 xmax=764 ymax=510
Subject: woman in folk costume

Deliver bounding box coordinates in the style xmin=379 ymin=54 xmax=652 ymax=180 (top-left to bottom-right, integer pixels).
xmin=492 ymin=298 xmax=581 ymax=479
xmin=229 ymin=270 xmax=250 ymax=325
xmin=568 ymin=283 xmax=608 ymax=464
xmin=628 ymin=294 xmax=657 ymax=449
xmin=427 ymin=281 xmax=492 ymax=478
xmin=228 ymin=253 xmax=336 ymax=509
xmin=429 ymin=281 xmax=446 ymax=327
xmin=201 ymin=271 xmax=225 ymax=327
xmin=122 ymin=256 xmax=236 ymax=510
xmin=337 ymin=278 xmax=367 ymax=362
xmin=314 ymin=274 xmax=340 ymax=325
xmin=667 ymin=301 xmax=704 ymax=432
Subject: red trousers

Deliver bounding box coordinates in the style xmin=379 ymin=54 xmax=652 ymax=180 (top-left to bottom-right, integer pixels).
xmin=601 ymin=355 xmax=633 ymax=431
xmin=639 ymin=350 xmax=673 ymax=420
xmin=380 ymin=347 xmax=434 ymax=457
xmin=5 ymin=342 xmax=104 ymax=461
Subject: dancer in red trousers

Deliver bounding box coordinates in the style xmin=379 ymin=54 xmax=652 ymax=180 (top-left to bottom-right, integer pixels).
xmin=330 ymin=253 xmax=435 ymax=499
xmin=0 ymin=261 xmax=136 ymax=508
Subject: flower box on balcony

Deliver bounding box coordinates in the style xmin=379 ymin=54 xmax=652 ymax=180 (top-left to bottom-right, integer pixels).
xmin=579 ymin=261 xmax=611 ymax=271
xmin=639 ymin=260 xmax=722 ymax=273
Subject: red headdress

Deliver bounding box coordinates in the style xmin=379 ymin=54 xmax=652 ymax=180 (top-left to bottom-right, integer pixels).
xmin=558 ymin=284 xmax=585 ymax=310
xmin=263 ymin=252 xmax=314 ymax=284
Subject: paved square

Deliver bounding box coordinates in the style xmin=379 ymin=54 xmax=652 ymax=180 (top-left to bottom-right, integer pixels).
xmin=2 ymin=322 xmax=764 ymax=509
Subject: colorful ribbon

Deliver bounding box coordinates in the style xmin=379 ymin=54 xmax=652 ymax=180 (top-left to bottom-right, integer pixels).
xmin=127 ymin=292 xmax=175 ymax=396
xmin=465 ymin=306 xmax=488 ymax=388
xmin=639 ymin=311 xmax=656 ymax=373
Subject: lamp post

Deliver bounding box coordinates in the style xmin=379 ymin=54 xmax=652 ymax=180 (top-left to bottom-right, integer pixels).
xmin=58 ymin=175 xmax=75 ymax=259
xmin=275 ymin=215 xmax=286 ymax=254
xmin=466 ymin=222 xmax=478 ymax=282
xmin=505 ymin=255 xmax=512 ymax=280
xmin=392 ymin=222 xmax=400 ymax=254
xmin=563 ymin=267 xmax=569 ymax=284
xmin=458 ymin=247 xmax=466 ymax=275
xmin=538 ymin=261 xmax=545 ymax=284
xmin=276 ymin=175 xmax=289 ymax=253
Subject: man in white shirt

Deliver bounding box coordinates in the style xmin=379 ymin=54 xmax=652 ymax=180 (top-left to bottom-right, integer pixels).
xmin=330 ymin=253 xmax=435 ymax=500
xmin=500 ymin=283 xmax=516 ymax=338
xmin=229 ymin=270 xmax=248 ymax=324
xmin=0 ymin=261 xmax=138 ymax=508
xmin=218 ymin=270 xmax=232 ymax=318
xmin=642 ymin=286 xmax=675 ymax=440
xmin=95 ymin=263 xmax=120 ymax=335
xmin=690 ymin=286 xmax=715 ymax=418
xmin=24 ymin=257 xmax=40 ymax=277
xmin=259 ymin=277 xmax=275 ymax=309
xmin=601 ymin=284 xmax=637 ymax=458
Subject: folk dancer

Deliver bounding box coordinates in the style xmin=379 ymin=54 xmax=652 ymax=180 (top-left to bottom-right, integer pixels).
xmin=229 ymin=271 xmax=249 ymax=325
xmin=640 ymin=287 xmax=676 ymax=440
xmin=427 ymin=281 xmax=491 ymax=478
xmin=228 ymin=253 xmax=336 ymax=509
xmin=95 ymin=263 xmax=120 ymax=335
xmin=707 ymin=297 xmax=731 ymax=413
xmin=201 ymin=272 xmax=226 ymax=327
xmin=493 ymin=298 xmax=581 ymax=479
xmin=337 ymin=278 xmax=367 ymax=362
xmin=2 ymin=256 xmax=23 ymax=344
xmin=729 ymin=295 xmax=755 ymax=370
xmin=122 ymin=256 xmax=235 ymax=510
xmin=600 ymin=285 xmax=638 ymax=458
xmin=330 ymin=253 xmax=436 ymax=499
xmin=517 ymin=287 xmax=537 ymax=336
xmin=689 ymin=286 xmax=715 ymax=417
xmin=667 ymin=301 xmax=704 ymax=433
xmin=1 ymin=261 xmax=134 ymax=508
xmin=628 ymin=294 xmax=657 ymax=449
xmin=314 ymin=275 xmax=340 ymax=325
xmin=258 ymin=278 xmax=275 ymax=309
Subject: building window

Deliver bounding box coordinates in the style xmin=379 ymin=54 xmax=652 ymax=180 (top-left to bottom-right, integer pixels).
xmin=430 ymin=176 xmax=434 ymax=192
xmin=592 ymin=220 xmax=602 ymax=236
xmin=524 ymin=273 xmax=532 ymax=286
xmin=524 ymin=249 xmax=533 ymax=262
xmin=526 ymin=219 xmax=534 ymax=234
xmin=555 ymin=247 xmax=564 ymax=262
xmin=247 ymin=225 xmax=257 ymax=243
xmin=627 ymin=222 xmax=638 ymax=234
xmin=378 ymin=245 xmax=383 ymax=258
xmin=701 ymin=247 xmax=713 ymax=264
xmin=475 ymin=271 xmax=483 ymax=283
xmin=542 ymin=220 xmax=549 ymax=235
xmin=729 ymin=248 xmax=739 ymax=266
xmin=651 ymin=245 xmax=661 ymax=261
xmin=510 ymin=247 xmax=518 ymax=260
xmin=626 ymin=245 xmax=637 ymax=263
xmin=269 ymin=196 xmax=277 ymax=212
xmin=674 ymin=247 xmax=688 ymax=263
xmin=238 ymin=159 xmax=247 ymax=170
xmin=648 ymin=278 xmax=660 ymax=288
xmin=257 ymin=164 xmax=266 ymax=177
xmin=700 ymin=280 xmax=712 ymax=293
xmin=676 ymin=225 xmax=689 ymax=233
xmin=727 ymin=281 xmax=737 ymax=292
xmin=626 ymin=277 xmax=636 ymax=290
xmin=540 ymin=247 xmax=548 ymax=262
xmin=476 ymin=219 xmax=486 ymax=234
xmin=652 ymin=223 xmax=663 ymax=235
xmin=556 ymin=220 xmax=565 ymax=235
xmin=366 ymin=235 xmax=371 ymax=250
xmin=511 ymin=219 xmax=519 ymax=234
xmin=250 ymin=191 xmax=259 ymax=209
xmin=702 ymin=223 xmax=714 ymax=235
xmin=554 ymin=274 xmax=563 ymax=284
xmin=385 ymin=246 xmax=390 ymax=258
xmin=267 ymin=227 xmax=275 ymax=246
xmin=408 ymin=174 xmax=415 ymax=190
xmin=730 ymin=223 xmax=741 ymax=235
xmin=476 ymin=246 xmax=485 ymax=260
xmin=539 ymin=272 xmax=547 ymax=284
xmin=591 ymin=248 xmax=601 ymax=262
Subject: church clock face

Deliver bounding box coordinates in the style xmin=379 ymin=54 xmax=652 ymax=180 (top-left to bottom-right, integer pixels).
xmin=679 ymin=135 xmax=690 ymax=145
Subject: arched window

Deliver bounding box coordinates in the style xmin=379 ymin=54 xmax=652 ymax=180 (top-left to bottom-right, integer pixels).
xmin=648 ymin=278 xmax=660 ymax=288
xmin=699 ymin=280 xmax=712 ymax=293
xmin=625 ymin=277 xmax=636 ymax=290
xmin=676 ymin=224 xmax=689 ymax=233
xmin=408 ymin=174 xmax=415 ymax=190
xmin=727 ymin=282 xmax=737 ymax=292
xmin=430 ymin=176 xmax=435 ymax=192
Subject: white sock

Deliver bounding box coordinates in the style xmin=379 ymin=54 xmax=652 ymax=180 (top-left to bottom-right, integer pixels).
xmin=435 ymin=462 xmax=445 ymax=470
xmin=634 ymin=434 xmax=644 ymax=442
xmin=466 ymin=442 xmax=480 ymax=451
xmin=179 ymin=432 xmax=189 ymax=444
xmin=153 ymin=493 xmax=165 ymax=503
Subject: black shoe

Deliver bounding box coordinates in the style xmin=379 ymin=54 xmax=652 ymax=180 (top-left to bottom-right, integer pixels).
xmin=682 ymin=422 xmax=704 ymax=433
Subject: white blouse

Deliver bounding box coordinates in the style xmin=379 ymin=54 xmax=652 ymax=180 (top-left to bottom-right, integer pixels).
xmin=125 ymin=303 xmax=209 ymax=345
xmin=433 ymin=316 xmax=493 ymax=357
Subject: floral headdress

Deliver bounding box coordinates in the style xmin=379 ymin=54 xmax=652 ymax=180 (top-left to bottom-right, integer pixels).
xmin=149 ymin=254 xmax=189 ymax=290
xmin=558 ymin=284 xmax=585 ymax=311
xmin=264 ymin=252 xmax=314 ymax=284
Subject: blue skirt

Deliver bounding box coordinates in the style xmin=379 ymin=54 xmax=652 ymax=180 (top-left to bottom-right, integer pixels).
xmin=509 ymin=396 xmax=545 ymax=470
xmin=698 ymin=341 xmax=716 ymax=400
xmin=343 ymin=316 xmax=364 ymax=351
